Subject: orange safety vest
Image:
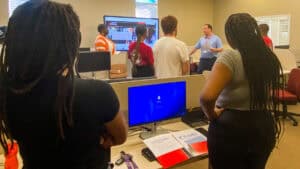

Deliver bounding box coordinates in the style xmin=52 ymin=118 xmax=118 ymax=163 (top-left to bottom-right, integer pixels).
xmin=94 ymin=34 xmax=116 ymax=55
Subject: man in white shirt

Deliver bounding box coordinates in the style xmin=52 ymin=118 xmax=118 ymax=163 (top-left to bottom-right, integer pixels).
xmin=153 ymin=15 xmax=189 ymax=78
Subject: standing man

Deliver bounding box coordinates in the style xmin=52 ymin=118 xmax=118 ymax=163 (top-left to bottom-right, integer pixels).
xmin=190 ymin=24 xmax=223 ymax=74
xmin=153 ymin=15 xmax=190 ymax=78
xmin=95 ymin=24 xmax=116 ymax=55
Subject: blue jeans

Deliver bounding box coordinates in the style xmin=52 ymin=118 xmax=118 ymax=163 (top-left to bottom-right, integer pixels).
xmin=197 ymin=57 xmax=217 ymax=74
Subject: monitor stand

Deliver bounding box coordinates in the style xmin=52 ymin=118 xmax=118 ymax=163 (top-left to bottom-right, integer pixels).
xmin=139 ymin=123 xmax=169 ymax=140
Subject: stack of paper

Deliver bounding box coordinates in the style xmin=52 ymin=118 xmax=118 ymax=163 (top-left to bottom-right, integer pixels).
xmin=143 ymin=129 xmax=208 ymax=169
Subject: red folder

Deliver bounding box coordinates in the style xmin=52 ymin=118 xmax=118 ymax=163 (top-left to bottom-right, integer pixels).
xmin=156 ymin=148 xmax=189 ymax=169
xmin=190 ymin=141 xmax=208 ymax=154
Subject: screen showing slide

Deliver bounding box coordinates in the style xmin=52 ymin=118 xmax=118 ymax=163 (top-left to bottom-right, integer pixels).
xmin=104 ymin=16 xmax=159 ymax=51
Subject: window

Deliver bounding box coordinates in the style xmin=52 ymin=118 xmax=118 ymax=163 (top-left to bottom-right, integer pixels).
xmin=136 ymin=0 xmax=158 ymax=18
xmin=256 ymin=15 xmax=291 ymax=46
xmin=9 ymin=0 xmax=29 ymax=17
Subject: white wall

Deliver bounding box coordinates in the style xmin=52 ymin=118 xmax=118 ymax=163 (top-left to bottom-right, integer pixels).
xmin=53 ymin=0 xmax=135 ymax=47
xmin=213 ymin=0 xmax=300 ymax=63
xmin=158 ymin=0 xmax=214 ymax=46
xmin=0 ymin=0 xmax=135 ymax=47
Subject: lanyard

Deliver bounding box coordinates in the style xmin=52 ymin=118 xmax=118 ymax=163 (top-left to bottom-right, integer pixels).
xmin=121 ymin=152 xmax=139 ymax=169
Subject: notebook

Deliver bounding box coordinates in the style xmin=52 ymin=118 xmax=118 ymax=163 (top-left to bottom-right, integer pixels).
xmin=143 ymin=129 xmax=208 ymax=169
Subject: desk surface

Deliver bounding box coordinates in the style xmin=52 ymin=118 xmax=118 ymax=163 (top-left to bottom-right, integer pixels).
xmin=0 ymin=121 xmax=209 ymax=169
xmin=111 ymin=120 xmax=209 ymax=169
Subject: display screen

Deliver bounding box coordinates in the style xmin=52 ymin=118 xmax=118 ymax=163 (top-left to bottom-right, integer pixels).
xmin=104 ymin=16 xmax=159 ymax=51
xmin=128 ymin=81 xmax=186 ymax=127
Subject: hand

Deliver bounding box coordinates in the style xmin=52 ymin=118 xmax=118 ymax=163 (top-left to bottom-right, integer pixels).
xmin=214 ymin=107 xmax=224 ymax=118
xmin=210 ymin=48 xmax=218 ymax=52
xmin=100 ymin=134 xmax=114 ymax=149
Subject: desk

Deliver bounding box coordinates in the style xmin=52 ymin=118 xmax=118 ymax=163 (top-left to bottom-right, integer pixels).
xmin=282 ymin=70 xmax=291 ymax=75
xmin=111 ymin=120 xmax=209 ymax=169
xmin=0 ymin=121 xmax=208 ymax=169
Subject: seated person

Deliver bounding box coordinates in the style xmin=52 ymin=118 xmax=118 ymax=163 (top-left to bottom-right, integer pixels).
xmin=0 ymin=1 xmax=127 ymax=169
xmin=153 ymin=15 xmax=189 ymax=78
xmin=259 ymin=24 xmax=273 ymax=50
xmin=95 ymin=24 xmax=116 ymax=55
xmin=128 ymin=24 xmax=154 ymax=78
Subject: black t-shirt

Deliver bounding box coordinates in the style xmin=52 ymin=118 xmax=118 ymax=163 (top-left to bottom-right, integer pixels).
xmin=7 ymin=78 xmax=119 ymax=169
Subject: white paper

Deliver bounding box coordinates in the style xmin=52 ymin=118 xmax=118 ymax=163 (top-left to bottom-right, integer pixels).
xmin=143 ymin=133 xmax=184 ymax=157
xmin=172 ymin=129 xmax=207 ymax=156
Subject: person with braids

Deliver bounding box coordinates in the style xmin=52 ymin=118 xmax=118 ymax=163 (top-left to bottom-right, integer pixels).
xmin=0 ymin=1 xmax=127 ymax=169
xmin=128 ymin=24 xmax=154 ymax=77
xmin=153 ymin=15 xmax=189 ymax=78
xmin=200 ymin=13 xmax=283 ymax=169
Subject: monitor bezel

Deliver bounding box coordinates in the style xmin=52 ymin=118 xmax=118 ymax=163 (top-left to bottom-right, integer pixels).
xmin=103 ymin=15 xmax=160 ymax=51
xmin=127 ymin=81 xmax=187 ymax=127
xmin=77 ymin=51 xmax=111 ymax=72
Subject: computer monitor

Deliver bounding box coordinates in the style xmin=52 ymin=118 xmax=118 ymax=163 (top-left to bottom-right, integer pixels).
xmin=128 ymin=81 xmax=186 ymax=139
xmin=77 ymin=51 xmax=111 ymax=73
xmin=104 ymin=15 xmax=159 ymax=51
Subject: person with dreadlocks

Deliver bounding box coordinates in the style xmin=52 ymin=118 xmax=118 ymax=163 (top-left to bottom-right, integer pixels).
xmin=200 ymin=13 xmax=283 ymax=169
xmin=128 ymin=24 xmax=154 ymax=77
xmin=0 ymin=1 xmax=127 ymax=169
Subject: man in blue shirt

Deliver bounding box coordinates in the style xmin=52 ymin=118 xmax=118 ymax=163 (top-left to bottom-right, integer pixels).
xmin=190 ymin=24 xmax=223 ymax=74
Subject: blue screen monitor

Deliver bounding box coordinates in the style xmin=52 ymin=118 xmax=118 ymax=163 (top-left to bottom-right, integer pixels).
xmin=128 ymin=81 xmax=186 ymax=127
xmin=104 ymin=15 xmax=159 ymax=51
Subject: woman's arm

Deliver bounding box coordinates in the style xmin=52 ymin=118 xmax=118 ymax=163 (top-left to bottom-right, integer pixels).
xmin=199 ymin=62 xmax=232 ymax=120
xmin=102 ymin=111 xmax=128 ymax=148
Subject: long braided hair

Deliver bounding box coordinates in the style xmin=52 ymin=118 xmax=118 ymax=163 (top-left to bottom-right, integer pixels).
xmin=225 ymin=13 xmax=283 ymax=140
xmin=131 ymin=24 xmax=147 ymax=65
xmin=0 ymin=1 xmax=81 ymax=153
